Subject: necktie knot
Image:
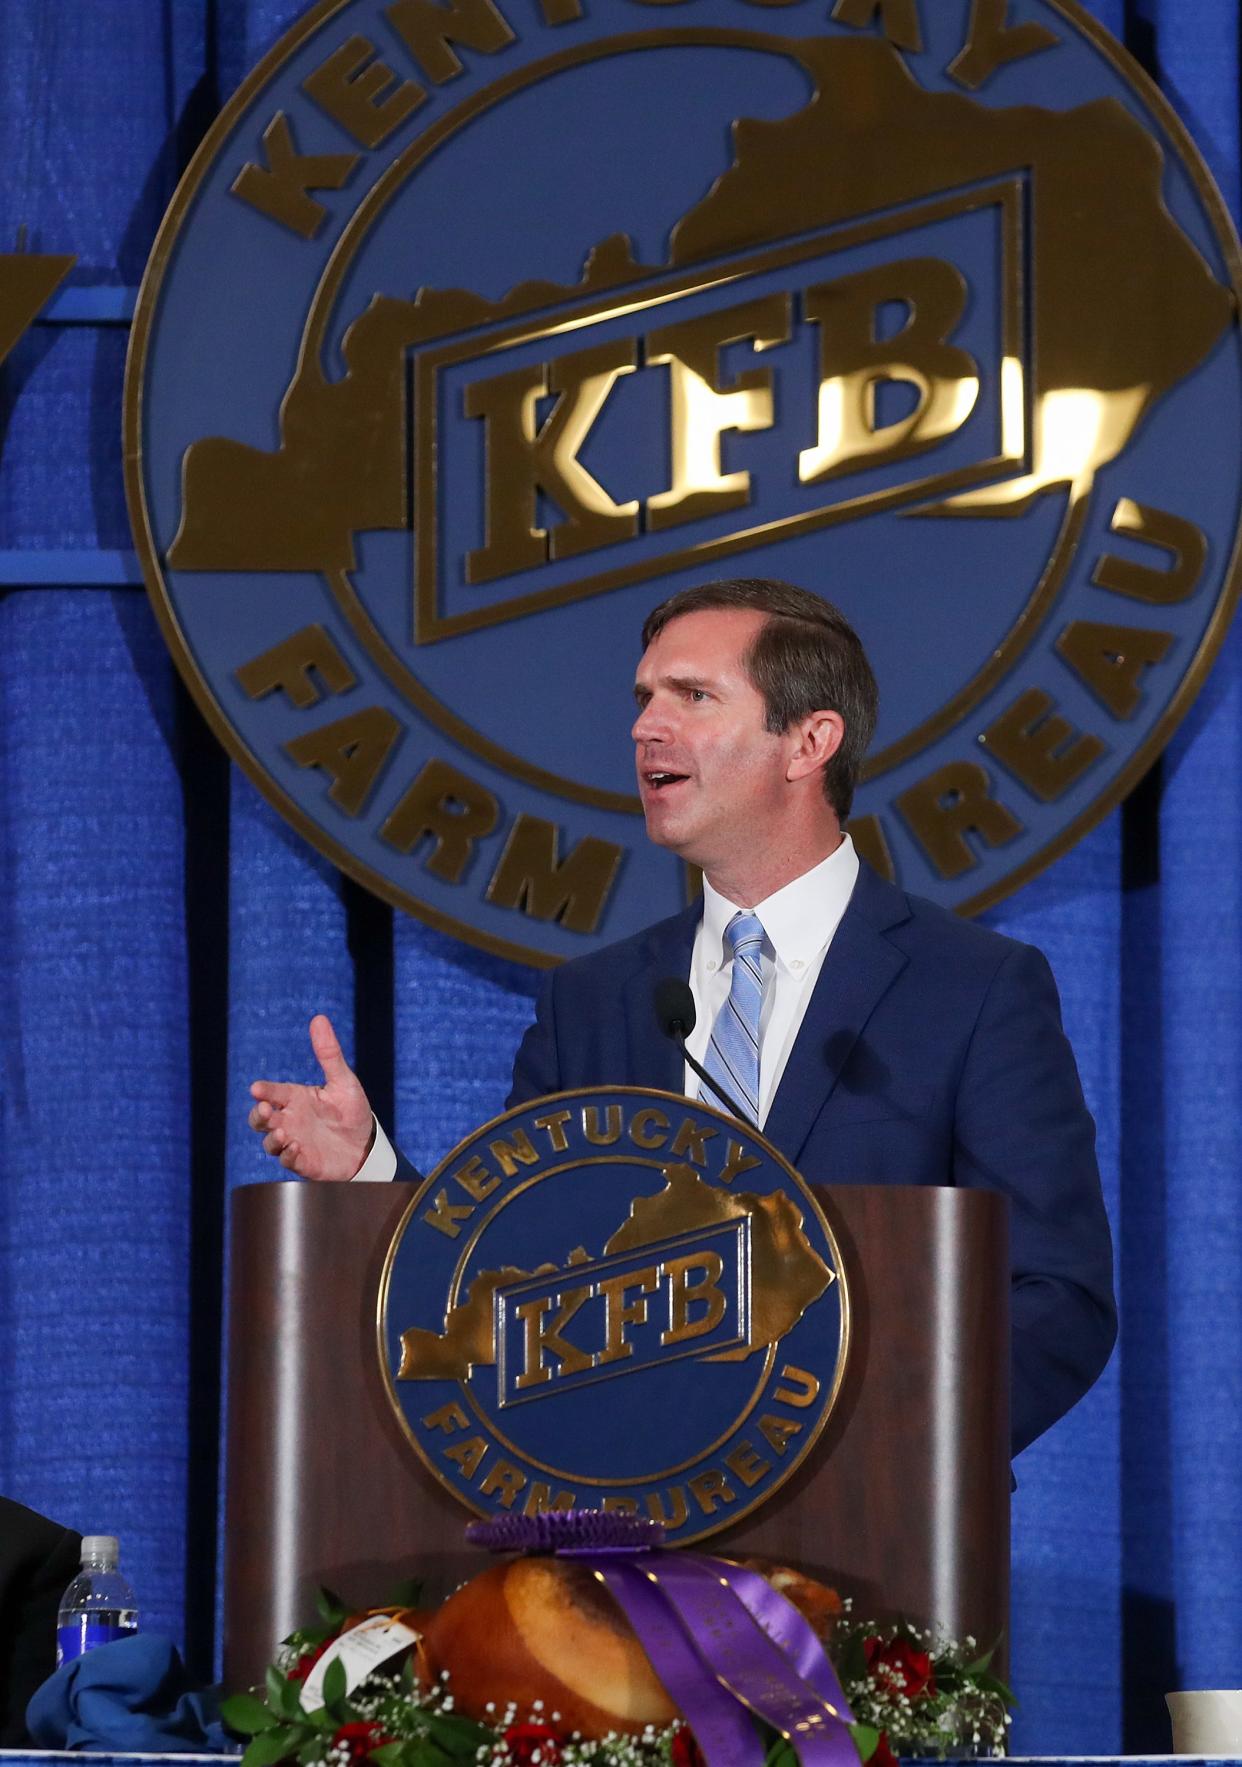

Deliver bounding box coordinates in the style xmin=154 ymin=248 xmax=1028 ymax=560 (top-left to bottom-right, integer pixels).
xmin=725 ymin=910 xmax=764 ymax=962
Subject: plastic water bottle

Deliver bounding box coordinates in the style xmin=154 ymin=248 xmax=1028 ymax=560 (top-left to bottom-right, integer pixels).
xmin=56 ymin=1535 xmax=139 ymax=1665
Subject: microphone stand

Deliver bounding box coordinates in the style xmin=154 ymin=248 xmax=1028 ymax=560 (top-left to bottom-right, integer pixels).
xmin=665 ymin=1023 xmax=754 ymax=1127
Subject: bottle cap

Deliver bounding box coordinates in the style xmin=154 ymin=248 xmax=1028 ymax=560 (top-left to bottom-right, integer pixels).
xmin=81 ymin=1535 xmax=119 ymax=1565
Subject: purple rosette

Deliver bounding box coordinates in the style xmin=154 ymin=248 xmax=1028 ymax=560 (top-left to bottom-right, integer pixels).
xmin=465 ymin=1510 xmax=665 ymax=1554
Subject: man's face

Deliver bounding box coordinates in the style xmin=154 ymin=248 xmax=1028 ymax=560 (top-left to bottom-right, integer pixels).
xmin=632 ymin=607 xmax=793 ymax=871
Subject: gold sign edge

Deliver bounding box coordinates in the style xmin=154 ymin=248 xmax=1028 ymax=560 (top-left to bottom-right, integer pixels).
xmin=954 ymin=0 xmax=1242 ymax=914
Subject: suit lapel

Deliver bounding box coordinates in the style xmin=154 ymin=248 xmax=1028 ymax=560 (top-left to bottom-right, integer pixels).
xmin=621 ymin=903 xmax=701 ymax=1094
xmin=763 ymin=865 xmax=911 ymax=1165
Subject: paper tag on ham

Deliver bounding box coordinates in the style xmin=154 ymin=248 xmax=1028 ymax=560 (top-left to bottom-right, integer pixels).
xmin=300 ymin=1615 xmax=421 ymax=1712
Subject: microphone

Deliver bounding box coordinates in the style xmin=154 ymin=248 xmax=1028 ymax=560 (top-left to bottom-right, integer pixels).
xmin=653 ymin=977 xmax=695 ymax=1040
xmin=653 ymin=978 xmax=753 ymax=1125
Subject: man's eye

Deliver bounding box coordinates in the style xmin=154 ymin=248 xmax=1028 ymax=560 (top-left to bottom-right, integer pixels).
xmin=689 ymin=688 xmax=709 ymax=702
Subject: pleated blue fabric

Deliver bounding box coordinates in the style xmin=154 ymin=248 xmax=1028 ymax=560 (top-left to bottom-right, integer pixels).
xmin=1 ymin=2 xmax=1241 ymax=1751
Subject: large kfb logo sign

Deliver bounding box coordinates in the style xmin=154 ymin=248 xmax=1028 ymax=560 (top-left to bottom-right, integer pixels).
xmin=126 ymin=0 xmax=1242 ymax=964
xmin=378 ymin=1088 xmax=847 ymax=1541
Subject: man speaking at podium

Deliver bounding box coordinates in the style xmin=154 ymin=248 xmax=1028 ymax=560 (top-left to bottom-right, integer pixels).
xmin=249 ymin=578 xmax=1116 ymax=1457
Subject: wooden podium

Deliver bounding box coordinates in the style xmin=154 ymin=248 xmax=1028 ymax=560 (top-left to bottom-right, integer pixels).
xmin=222 ymin=1180 xmax=1009 ymax=1689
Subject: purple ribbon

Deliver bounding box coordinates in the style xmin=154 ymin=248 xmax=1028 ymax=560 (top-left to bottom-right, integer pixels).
xmin=639 ymin=1554 xmax=857 ymax=1767
xmin=716 ymin=1559 xmax=855 ymax=1721
xmin=573 ymin=1551 xmax=856 ymax=1767
xmin=586 ymin=1558 xmax=763 ymax=1765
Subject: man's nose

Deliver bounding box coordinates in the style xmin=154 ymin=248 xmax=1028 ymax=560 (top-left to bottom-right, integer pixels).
xmin=632 ymin=698 xmax=666 ymax=743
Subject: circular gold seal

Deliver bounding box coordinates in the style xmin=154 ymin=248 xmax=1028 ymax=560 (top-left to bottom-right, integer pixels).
xmin=377 ymin=1088 xmax=848 ymax=1544
xmin=127 ymin=2 xmax=1242 ymax=957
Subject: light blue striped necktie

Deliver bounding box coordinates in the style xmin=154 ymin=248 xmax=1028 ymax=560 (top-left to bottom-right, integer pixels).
xmin=701 ymin=910 xmax=766 ymax=1124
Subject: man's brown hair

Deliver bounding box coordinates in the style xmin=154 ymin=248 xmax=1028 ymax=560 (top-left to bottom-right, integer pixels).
xmin=641 ymin=578 xmax=878 ymax=819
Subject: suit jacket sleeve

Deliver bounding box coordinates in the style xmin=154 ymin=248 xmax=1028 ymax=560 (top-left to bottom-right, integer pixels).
xmin=0 ymin=1502 xmax=81 ymax=1745
xmin=507 ymin=969 xmax=564 ymax=1107
xmin=952 ymin=941 xmax=1116 ymax=1455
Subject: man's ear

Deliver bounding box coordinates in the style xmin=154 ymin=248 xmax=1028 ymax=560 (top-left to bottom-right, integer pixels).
xmin=786 ymin=710 xmax=845 ymax=784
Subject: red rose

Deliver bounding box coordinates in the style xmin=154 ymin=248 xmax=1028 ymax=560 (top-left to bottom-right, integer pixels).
xmin=863 ymin=1636 xmax=936 ymax=1700
xmin=286 ymin=1639 xmax=332 ymax=1683
xmin=869 ymin=1730 xmax=900 ymax=1767
xmin=501 ymin=1720 xmax=565 ymax=1764
xmin=330 ymin=1720 xmax=394 ymax=1761
xmin=671 ymin=1729 xmax=707 ymax=1767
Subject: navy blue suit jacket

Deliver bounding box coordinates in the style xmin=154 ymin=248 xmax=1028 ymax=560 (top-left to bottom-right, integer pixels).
xmin=505 ymin=862 xmax=1116 ymax=1457
xmin=0 ymin=1498 xmax=80 ymax=1745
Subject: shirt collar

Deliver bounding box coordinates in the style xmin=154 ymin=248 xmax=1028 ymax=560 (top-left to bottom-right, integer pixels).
xmin=701 ymin=835 xmax=860 ymax=974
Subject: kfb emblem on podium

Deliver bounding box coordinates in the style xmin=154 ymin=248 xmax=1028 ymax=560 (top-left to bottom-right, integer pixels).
xmin=378 ymin=1089 xmax=848 ymax=1542
xmin=129 ymin=0 xmax=1242 ymax=959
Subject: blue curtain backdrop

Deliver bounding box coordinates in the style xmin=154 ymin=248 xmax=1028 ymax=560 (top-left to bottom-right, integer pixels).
xmin=1 ymin=0 xmax=1240 ymax=1751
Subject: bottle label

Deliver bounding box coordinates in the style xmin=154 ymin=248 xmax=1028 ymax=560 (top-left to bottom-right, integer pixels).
xmin=56 ymin=1616 xmax=138 ymax=1666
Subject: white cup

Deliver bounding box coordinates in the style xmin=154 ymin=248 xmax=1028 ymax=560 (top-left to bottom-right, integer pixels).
xmin=1167 ymin=1690 xmax=1242 ymax=1754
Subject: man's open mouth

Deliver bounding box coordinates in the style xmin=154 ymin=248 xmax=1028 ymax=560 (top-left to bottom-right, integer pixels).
xmin=644 ymin=771 xmax=689 ymax=791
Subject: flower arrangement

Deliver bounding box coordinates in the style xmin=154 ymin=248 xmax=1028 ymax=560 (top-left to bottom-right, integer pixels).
xmin=221 ymin=1532 xmax=1012 ymax=1767
xmin=830 ymin=1611 xmax=1013 ymax=1763
xmin=221 ymin=1588 xmax=695 ymax=1767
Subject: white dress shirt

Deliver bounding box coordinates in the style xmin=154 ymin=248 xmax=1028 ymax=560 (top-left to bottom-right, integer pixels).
xmin=354 ymin=836 xmax=860 ymax=1176
xmin=685 ymin=835 xmax=859 ymax=1128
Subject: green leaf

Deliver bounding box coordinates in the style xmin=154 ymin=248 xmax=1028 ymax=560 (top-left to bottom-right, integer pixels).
xmin=403 ymin=1740 xmax=454 ymax=1767
xmin=262 ymin=1666 xmax=305 ymax=1722
xmin=763 ymin=1739 xmax=799 ymax=1767
xmin=963 ymin=1631 xmax=1005 ymax=1674
xmin=281 ymin=1678 xmax=308 ymax=1722
xmin=220 ymin=1692 xmax=278 ymax=1736
xmin=933 ymin=1665 xmax=965 ymax=1693
xmin=386 ymin=1577 xmax=424 ymax=1610
xmin=281 ymin=1625 xmax=332 ymax=1658
xmin=418 ymin=1710 xmax=495 ymax=1757
xmin=241 ymin=1722 xmax=308 ymax=1767
xmin=849 ymin=1722 xmax=881 ymax=1763
xmin=368 ymin=1746 xmax=406 ymax=1766
xmin=321 ymin=1655 xmax=348 ymax=1708
xmin=316 ymin=1586 xmax=349 ymax=1626
xmin=834 ymin=1629 xmax=871 ymax=1687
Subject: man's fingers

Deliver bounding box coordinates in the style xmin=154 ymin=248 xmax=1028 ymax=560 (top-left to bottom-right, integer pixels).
xmin=251 ymin=1079 xmax=296 ymax=1107
xmin=309 ymin=1013 xmax=354 ymax=1086
xmin=248 ymin=1018 xmax=368 ymax=1180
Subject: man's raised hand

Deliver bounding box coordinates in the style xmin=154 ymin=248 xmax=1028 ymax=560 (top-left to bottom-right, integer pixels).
xmin=248 ymin=1014 xmax=374 ymax=1182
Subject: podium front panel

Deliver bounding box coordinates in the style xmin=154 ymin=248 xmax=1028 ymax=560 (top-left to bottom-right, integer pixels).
xmin=224 ymin=1181 xmax=1007 ymax=1686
